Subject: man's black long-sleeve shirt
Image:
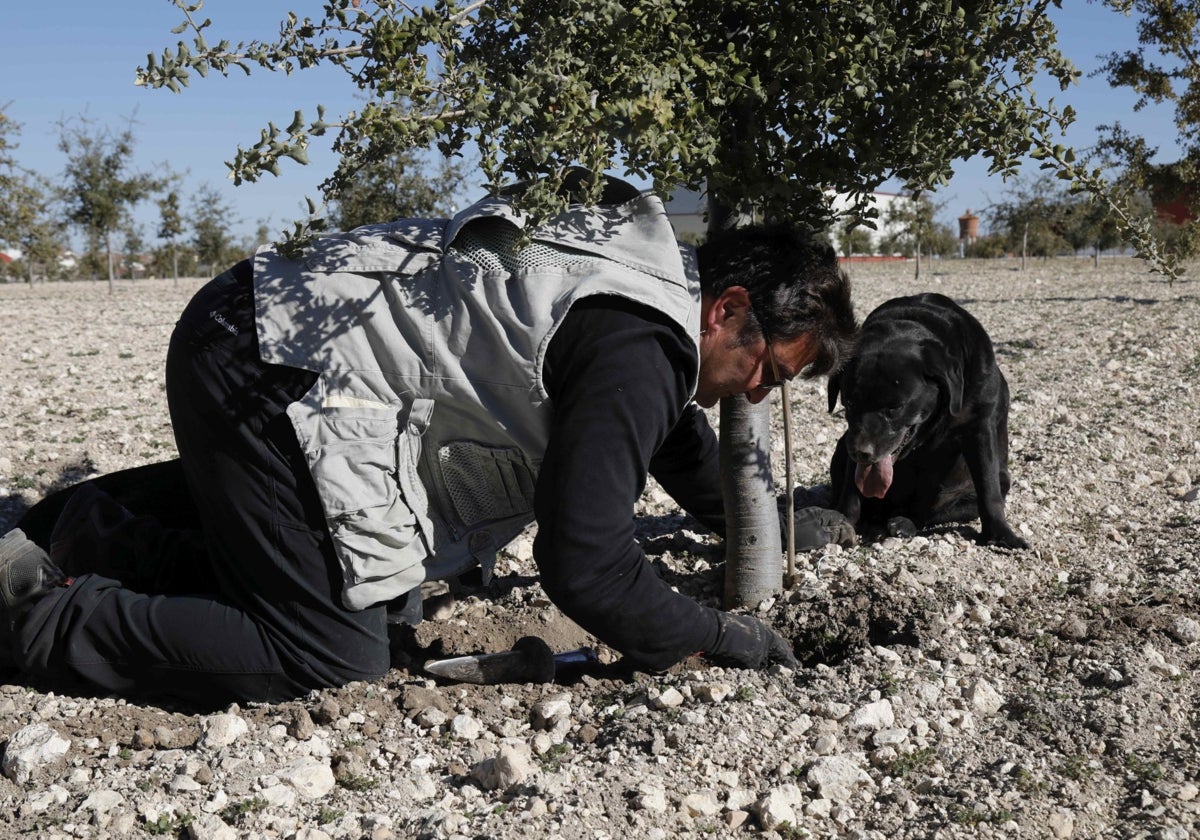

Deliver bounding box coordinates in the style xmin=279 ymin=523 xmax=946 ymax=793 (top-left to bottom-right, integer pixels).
xmin=535 ymin=296 xmax=728 ymax=670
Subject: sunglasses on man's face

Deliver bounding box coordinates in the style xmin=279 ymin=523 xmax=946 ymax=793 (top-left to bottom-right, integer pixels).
xmin=759 ymin=339 xmax=797 ymax=392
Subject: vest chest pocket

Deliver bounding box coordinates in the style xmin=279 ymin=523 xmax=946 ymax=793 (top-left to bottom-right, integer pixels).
xmin=436 ymin=441 xmax=538 ymax=529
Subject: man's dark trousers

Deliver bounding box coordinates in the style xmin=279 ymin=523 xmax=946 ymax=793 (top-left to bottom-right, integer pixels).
xmin=16 ymin=264 xmax=390 ymax=705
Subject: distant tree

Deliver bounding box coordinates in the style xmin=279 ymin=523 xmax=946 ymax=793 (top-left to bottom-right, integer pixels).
xmin=882 ymin=193 xmax=954 ymax=278
xmin=1059 ymin=198 xmax=1096 ymax=256
xmin=78 ymin=229 xmax=108 ymax=281
xmin=877 ymin=227 xmax=911 ymax=258
xmin=78 ymin=245 xmax=103 ymax=281
xmin=0 ymin=112 xmax=64 ymax=285
xmin=928 ymin=222 xmax=961 ymax=258
xmin=964 ymin=234 xmax=1009 ymax=259
xmin=1096 ymin=0 xmax=1200 ymax=261
xmin=0 ymin=109 xmax=15 ymax=166
xmin=157 ymin=188 xmax=185 ymax=285
xmin=149 ymin=241 xmax=198 ymax=279
xmin=191 ymin=183 xmax=238 ymax=277
xmin=241 ymin=219 xmax=273 ymax=259
xmin=1059 ymin=192 xmax=1125 ymax=266
xmin=57 ymin=116 xmax=163 ymax=293
xmin=328 ymin=150 xmax=466 ymax=231
xmin=988 ymin=176 xmax=1072 ymax=267
xmin=836 ymin=222 xmax=875 ymax=258
xmin=1094 ymin=207 xmax=1127 ymax=262
xmin=0 ymin=107 xmax=19 ymax=204
xmin=122 ymin=222 xmax=147 ymax=279
xmin=4 ymin=171 xmax=63 ymax=285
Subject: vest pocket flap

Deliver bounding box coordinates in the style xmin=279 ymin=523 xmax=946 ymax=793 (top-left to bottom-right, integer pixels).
xmin=304 ymin=239 xmax=441 ymax=275
xmin=437 ymin=441 xmax=538 ymax=528
xmin=309 ymin=407 xmax=400 ymax=514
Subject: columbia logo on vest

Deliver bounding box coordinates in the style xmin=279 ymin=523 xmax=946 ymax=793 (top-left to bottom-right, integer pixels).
xmin=209 ymin=310 xmax=239 ymax=336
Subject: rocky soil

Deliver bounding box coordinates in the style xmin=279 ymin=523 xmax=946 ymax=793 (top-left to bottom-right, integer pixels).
xmin=0 ymin=257 xmax=1198 ymax=840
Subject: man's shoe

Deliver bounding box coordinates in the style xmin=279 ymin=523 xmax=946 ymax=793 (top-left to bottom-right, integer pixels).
xmin=0 ymin=529 xmax=67 ymax=634
xmin=385 ymin=586 xmax=424 ymax=626
xmin=49 ymin=482 xmax=135 ymax=573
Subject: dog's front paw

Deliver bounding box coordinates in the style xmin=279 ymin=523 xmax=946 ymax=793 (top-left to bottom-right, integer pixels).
xmin=981 ymin=524 xmax=1029 ymax=550
xmin=886 ymin=516 xmax=917 ymax=538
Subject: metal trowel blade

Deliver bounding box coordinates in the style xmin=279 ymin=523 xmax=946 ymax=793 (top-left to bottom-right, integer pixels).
xmin=423 ymin=635 xmax=558 ymax=684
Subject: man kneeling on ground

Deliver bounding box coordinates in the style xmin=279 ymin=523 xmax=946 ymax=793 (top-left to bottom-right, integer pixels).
xmin=0 ymin=173 xmax=857 ymax=705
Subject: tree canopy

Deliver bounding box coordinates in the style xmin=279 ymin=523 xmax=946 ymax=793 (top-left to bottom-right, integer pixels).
xmin=0 ymin=112 xmax=64 ymax=283
xmin=158 ymin=188 xmax=185 ymax=284
xmin=882 ymin=193 xmax=958 ymax=274
xmin=327 ymin=149 xmax=465 ymax=230
xmin=137 ymin=0 xmax=1170 ymax=268
xmin=190 ymin=183 xmax=239 ymax=276
xmin=1094 ymin=0 xmax=1200 ymax=260
xmin=0 ymin=110 xmax=18 ymax=183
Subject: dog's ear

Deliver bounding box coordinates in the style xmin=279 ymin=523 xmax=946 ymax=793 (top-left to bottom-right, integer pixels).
xmin=922 ymin=343 xmax=964 ymax=415
xmin=827 ymin=370 xmax=842 ymax=412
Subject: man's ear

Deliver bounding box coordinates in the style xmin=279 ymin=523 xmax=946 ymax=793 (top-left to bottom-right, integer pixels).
xmin=705 ymin=286 xmax=752 ymax=336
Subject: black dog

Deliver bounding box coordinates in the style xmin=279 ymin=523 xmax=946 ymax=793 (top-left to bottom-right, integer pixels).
xmin=827 ymin=293 xmax=1028 ymax=548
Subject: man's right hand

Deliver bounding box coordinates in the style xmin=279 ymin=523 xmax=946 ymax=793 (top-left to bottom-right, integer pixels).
xmin=704 ymin=611 xmax=799 ymax=670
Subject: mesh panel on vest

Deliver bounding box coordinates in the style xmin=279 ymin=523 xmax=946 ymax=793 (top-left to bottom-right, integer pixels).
xmin=437 ymin=441 xmax=537 ymax=527
xmin=440 ymin=448 xmax=507 ymax=524
xmin=453 ymin=218 xmax=605 ymax=273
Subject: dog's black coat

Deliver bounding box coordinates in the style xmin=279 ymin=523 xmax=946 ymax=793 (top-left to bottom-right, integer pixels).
xmin=827 ymin=293 xmax=1028 ymax=548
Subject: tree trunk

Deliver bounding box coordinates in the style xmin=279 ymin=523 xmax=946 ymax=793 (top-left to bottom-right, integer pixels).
xmin=707 ymin=198 xmax=782 ymax=609
xmin=171 ymin=242 xmax=179 ymax=287
xmin=105 ymin=232 xmax=116 ymax=294
xmin=1021 ymin=223 xmax=1028 ymax=272
xmin=1093 ymin=243 xmax=1099 ymax=269
xmin=719 ymin=392 xmax=781 ymax=608
xmin=914 ymin=240 xmax=922 ymax=280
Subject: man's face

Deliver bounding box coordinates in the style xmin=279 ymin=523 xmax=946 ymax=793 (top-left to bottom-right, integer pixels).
xmin=694 ymin=287 xmax=817 ymax=408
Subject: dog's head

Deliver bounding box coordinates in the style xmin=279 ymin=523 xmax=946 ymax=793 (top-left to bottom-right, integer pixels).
xmin=827 ymin=340 xmax=964 ymax=498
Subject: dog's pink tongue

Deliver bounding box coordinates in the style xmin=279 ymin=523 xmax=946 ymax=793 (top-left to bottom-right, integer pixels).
xmin=855 ymin=455 xmax=894 ymax=499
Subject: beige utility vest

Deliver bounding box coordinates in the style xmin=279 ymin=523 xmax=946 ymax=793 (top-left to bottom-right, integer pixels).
xmin=253 ymin=189 xmax=701 ymax=609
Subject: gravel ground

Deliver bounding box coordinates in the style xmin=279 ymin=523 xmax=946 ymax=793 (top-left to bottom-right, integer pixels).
xmin=0 ymin=257 xmax=1197 ymax=840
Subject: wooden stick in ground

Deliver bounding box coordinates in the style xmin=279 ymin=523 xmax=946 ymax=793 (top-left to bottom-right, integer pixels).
xmin=781 ymin=381 xmax=796 ymax=588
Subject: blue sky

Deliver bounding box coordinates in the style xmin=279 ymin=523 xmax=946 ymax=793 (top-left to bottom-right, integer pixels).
xmin=1 ymin=1 xmax=1183 ymax=244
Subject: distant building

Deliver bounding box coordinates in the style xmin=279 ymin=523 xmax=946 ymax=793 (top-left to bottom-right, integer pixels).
xmin=663 ymin=188 xmax=709 ymax=242
xmin=1146 ymin=161 xmax=1195 ymax=225
xmin=663 ymin=187 xmax=912 ymax=253
xmin=827 ymin=191 xmax=912 ymax=253
xmin=958 ymin=210 xmax=980 ymax=244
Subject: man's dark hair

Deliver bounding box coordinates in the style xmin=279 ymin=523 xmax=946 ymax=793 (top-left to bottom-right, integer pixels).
xmin=695 ymin=223 xmax=858 ymax=378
